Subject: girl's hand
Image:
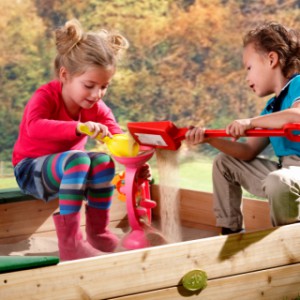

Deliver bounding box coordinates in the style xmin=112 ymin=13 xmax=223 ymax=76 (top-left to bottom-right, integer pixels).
xmin=137 ymin=163 xmax=152 ymax=181
xmin=185 ymin=126 xmax=208 ymax=145
xmin=226 ymin=118 xmax=253 ymax=139
xmin=77 ymin=121 xmax=113 ymax=140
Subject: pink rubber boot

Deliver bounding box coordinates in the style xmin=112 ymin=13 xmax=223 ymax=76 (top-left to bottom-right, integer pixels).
xmin=53 ymin=212 xmax=102 ymax=261
xmin=85 ymin=205 xmax=119 ymax=252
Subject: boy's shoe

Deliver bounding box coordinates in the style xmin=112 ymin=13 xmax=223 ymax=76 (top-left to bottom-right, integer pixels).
xmin=221 ymin=227 xmax=245 ymax=235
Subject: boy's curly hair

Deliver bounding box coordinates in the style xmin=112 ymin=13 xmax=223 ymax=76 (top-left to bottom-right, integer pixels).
xmin=243 ymin=22 xmax=300 ymax=78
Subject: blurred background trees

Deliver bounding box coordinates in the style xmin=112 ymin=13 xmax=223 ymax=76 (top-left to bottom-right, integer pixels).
xmin=1 ymin=0 xmax=300 ymax=162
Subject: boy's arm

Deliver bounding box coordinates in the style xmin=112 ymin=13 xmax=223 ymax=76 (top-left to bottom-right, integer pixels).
xmin=207 ymin=136 xmax=269 ymax=161
xmin=250 ymin=105 xmax=300 ymax=129
xmin=185 ymin=127 xmax=269 ymax=161
xmin=225 ymin=103 xmax=300 ymax=139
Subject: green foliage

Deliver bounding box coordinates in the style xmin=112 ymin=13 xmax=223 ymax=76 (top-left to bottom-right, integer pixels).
xmin=0 ymin=1 xmax=51 ymax=163
xmin=0 ymin=109 xmax=20 ymax=160
xmin=1 ymin=0 xmax=300 ymax=161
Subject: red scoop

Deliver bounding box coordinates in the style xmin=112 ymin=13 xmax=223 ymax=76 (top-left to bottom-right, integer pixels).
xmin=127 ymin=121 xmax=300 ymax=150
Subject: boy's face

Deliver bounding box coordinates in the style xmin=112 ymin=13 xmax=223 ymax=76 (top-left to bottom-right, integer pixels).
xmin=60 ymin=66 xmax=115 ymax=115
xmin=243 ymin=43 xmax=274 ymax=97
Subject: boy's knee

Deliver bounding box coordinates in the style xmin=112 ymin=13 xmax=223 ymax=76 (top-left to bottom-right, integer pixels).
xmin=264 ymin=172 xmax=289 ymax=198
xmin=264 ymin=170 xmax=300 ymax=226
xmin=213 ymin=153 xmax=232 ymax=170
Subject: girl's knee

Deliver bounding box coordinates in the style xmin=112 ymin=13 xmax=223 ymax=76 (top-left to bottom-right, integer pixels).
xmin=66 ymin=151 xmax=91 ymax=167
xmin=63 ymin=152 xmax=91 ymax=177
xmin=91 ymin=153 xmax=115 ymax=168
xmin=89 ymin=153 xmax=115 ymax=181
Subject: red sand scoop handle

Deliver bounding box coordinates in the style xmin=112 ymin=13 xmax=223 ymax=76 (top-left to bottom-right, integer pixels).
xmin=127 ymin=121 xmax=300 ymax=151
xmin=174 ymin=123 xmax=300 ymax=142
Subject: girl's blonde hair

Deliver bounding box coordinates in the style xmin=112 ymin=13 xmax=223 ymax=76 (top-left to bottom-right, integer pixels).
xmin=54 ymin=19 xmax=129 ymax=77
xmin=243 ymin=22 xmax=300 ymax=78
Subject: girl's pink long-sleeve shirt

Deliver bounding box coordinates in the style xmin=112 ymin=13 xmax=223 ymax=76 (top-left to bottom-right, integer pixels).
xmin=12 ymin=80 xmax=122 ymax=166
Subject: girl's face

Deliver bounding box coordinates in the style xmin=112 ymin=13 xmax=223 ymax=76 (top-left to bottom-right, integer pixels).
xmin=60 ymin=66 xmax=115 ymax=117
xmin=243 ymin=43 xmax=275 ymax=97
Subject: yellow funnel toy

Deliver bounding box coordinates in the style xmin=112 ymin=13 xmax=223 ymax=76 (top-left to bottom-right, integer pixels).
xmin=78 ymin=124 xmax=140 ymax=157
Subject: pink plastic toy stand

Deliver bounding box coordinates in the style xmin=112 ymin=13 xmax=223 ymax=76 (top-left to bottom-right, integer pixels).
xmin=112 ymin=146 xmax=157 ymax=250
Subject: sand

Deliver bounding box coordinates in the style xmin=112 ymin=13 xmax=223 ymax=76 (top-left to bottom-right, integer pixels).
xmin=156 ymin=149 xmax=182 ymax=243
xmin=0 ymin=224 xmax=215 ymax=257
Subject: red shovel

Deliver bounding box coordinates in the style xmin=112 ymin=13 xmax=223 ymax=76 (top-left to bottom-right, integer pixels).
xmin=127 ymin=121 xmax=300 ymax=150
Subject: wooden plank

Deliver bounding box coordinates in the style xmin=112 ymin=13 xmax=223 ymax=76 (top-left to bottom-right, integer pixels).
xmin=180 ymin=189 xmax=217 ymax=227
xmin=0 ymin=188 xmax=32 ymax=203
xmin=0 ymin=199 xmax=58 ymax=241
xmin=243 ymin=198 xmax=272 ymax=230
xmin=0 ymin=219 xmax=129 ymax=247
xmin=151 ymin=185 xmax=272 ymax=230
xmin=107 ymin=262 xmax=300 ymax=299
xmin=0 ymin=185 xmax=271 ymax=242
xmin=0 ymin=223 xmax=299 ymax=299
xmin=0 ymin=196 xmax=127 ymax=241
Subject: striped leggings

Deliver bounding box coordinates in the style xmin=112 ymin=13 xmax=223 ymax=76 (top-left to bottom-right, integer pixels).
xmin=41 ymin=151 xmax=115 ymax=215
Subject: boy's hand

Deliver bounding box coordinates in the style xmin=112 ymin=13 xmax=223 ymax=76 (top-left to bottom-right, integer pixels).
xmin=226 ymin=118 xmax=253 ymax=139
xmin=185 ymin=126 xmax=208 ymax=145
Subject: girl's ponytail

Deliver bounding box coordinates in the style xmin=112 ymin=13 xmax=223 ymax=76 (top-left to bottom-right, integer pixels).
xmin=55 ymin=19 xmax=84 ymax=55
xmin=54 ymin=19 xmax=129 ymax=78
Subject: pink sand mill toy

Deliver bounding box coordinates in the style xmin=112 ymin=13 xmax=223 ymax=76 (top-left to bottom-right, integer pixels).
xmin=78 ymin=125 xmax=161 ymax=249
xmin=112 ymin=146 xmax=158 ymax=250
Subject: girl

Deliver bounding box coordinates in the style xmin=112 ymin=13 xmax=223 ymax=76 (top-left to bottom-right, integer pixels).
xmin=13 ymin=19 xmax=134 ymax=260
xmin=186 ymin=22 xmax=300 ymax=234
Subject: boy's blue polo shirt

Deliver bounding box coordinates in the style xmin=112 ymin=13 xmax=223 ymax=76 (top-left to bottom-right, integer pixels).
xmin=261 ymin=75 xmax=300 ymax=157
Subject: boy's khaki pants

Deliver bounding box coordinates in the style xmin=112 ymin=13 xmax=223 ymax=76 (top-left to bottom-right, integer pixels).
xmin=213 ymin=153 xmax=300 ymax=230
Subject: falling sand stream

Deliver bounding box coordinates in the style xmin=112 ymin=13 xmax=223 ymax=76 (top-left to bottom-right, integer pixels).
xmin=156 ymin=149 xmax=182 ymax=243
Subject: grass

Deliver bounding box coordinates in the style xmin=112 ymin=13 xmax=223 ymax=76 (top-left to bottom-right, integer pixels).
xmin=1 ymin=155 xmax=214 ymax=191
xmin=1 ymin=158 xmax=213 ymax=192
xmin=0 ymin=155 xmax=262 ymax=199
xmin=0 ymin=177 xmax=18 ymax=189
xmin=149 ymin=154 xmax=263 ymax=199
xmin=151 ymin=159 xmax=214 ymax=192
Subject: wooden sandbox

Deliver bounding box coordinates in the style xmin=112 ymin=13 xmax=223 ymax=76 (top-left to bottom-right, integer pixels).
xmin=0 ymin=185 xmax=300 ymax=299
